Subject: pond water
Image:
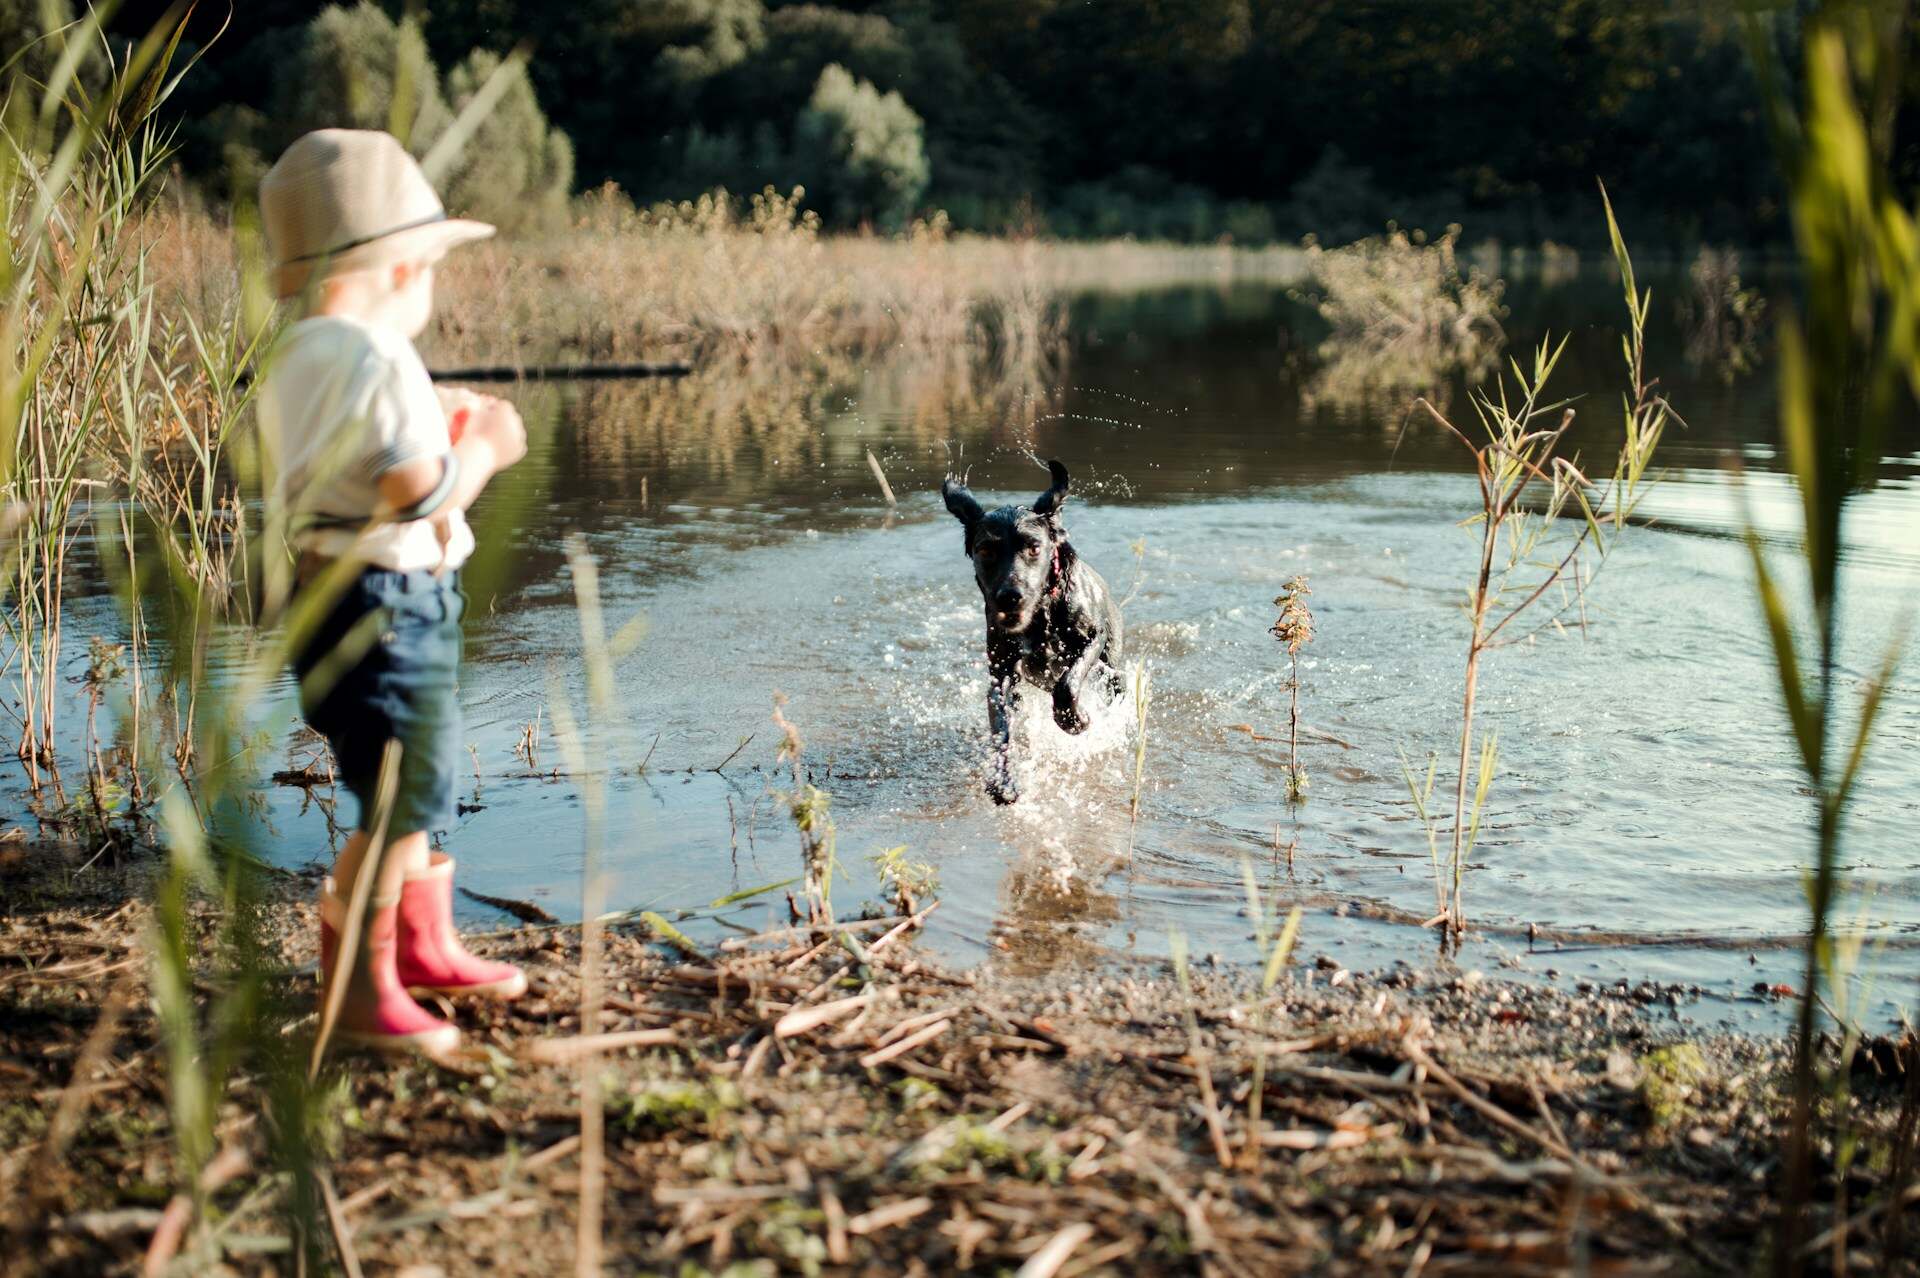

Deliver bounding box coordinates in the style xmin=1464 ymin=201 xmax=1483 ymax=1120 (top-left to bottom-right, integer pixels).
xmin=50 ymin=266 xmax=1920 ymax=1032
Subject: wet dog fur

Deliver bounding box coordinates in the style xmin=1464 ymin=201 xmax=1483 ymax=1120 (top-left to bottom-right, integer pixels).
xmin=942 ymin=460 xmax=1123 ymax=804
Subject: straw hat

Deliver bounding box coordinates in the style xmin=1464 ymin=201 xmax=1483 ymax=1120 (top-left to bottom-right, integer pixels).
xmin=260 ymin=129 xmax=494 ymax=299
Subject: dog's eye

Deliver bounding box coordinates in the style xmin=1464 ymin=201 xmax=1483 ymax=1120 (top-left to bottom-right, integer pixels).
xmin=1021 ymin=543 xmax=1042 ymax=560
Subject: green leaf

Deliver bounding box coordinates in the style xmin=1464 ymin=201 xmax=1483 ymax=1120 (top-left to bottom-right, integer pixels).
xmin=1743 ymin=532 xmax=1820 ymax=779
xmin=641 ymin=911 xmax=705 ymax=960
xmin=1262 ymin=907 xmax=1302 ymax=994
xmin=709 ymin=877 xmax=800 ymax=909
xmin=1774 ymin=317 xmax=1824 ymax=577
xmin=1599 ymin=180 xmax=1636 ymax=319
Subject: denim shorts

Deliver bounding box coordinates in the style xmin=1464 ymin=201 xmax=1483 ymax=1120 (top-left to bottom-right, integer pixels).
xmin=293 ymin=568 xmax=465 ymax=835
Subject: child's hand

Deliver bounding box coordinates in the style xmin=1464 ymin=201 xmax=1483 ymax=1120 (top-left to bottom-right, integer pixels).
xmin=461 ymin=395 xmax=527 ymax=471
xmin=435 ymin=386 xmax=485 ymax=442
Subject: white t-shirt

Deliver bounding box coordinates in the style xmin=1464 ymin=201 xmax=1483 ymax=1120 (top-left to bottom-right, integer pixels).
xmin=256 ymin=315 xmax=474 ymax=573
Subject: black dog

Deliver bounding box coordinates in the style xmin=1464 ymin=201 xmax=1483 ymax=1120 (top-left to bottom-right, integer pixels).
xmin=942 ymin=460 xmax=1123 ymax=804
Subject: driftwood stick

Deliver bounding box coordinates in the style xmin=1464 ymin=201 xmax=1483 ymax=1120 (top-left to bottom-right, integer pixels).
xmin=430 ymin=361 xmax=693 ymax=382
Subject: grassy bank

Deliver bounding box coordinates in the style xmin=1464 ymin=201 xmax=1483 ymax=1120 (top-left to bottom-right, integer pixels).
xmin=146 ymin=187 xmax=1309 ymax=371
xmin=6 ymin=856 xmax=1915 ymax=1276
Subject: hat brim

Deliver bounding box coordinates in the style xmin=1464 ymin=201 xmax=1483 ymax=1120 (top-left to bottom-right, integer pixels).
xmin=274 ymin=217 xmax=496 ymax=300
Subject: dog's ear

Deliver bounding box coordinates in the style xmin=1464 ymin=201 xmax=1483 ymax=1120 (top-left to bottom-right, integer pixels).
xmin=1032 ymin=459 xmax=1070 ymax=519
xmin=1053 ymin=530 xmax=1078 ymax=579
xmin=942 ymin=477 xmax=984 ymax=530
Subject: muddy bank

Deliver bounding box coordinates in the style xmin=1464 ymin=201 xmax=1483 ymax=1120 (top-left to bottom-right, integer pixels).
xmin=2 ymin=856 xmax=1915 ymax=1276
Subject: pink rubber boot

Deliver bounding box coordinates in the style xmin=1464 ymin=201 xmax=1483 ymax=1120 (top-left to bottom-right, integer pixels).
xmin=318 ymin=883 xmax=461 ymax=1057
xmin=394 ymin=854 xmax=528 ymax=1000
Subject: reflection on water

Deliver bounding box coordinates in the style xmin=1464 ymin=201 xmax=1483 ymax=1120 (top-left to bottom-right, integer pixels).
xmin=239 ymin=269 xmax=1920 ymax=1032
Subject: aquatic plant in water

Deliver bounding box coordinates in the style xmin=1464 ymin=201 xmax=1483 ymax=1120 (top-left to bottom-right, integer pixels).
xmin=1679 ymin=245 xmax=1766 ymax=383
xmin=773 ymin=694 xmax=841 ymax=925
xmin=1412 ymin=185 xmax=1669 ymax=943
xmin=1296 ymin=224 xmax=1506 ymax=415
xmin=1268 ymin=575 xmax=1314 ymax=802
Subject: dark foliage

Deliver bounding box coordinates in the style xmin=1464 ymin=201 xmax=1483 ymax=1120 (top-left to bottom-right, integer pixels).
xmin=88 ymin=0 xmax=1919 ymax=244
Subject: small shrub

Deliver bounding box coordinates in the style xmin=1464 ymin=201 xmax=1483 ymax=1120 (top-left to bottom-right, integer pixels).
xmin=258 ymin=3 xmax=576 ymax=231
xmin=441 ymin=49 xmax=575 ymax=232
xmin=270 ymin=2 xmax=451 ymax=152
xmin=1638 ymin=1044 xmax=1709 ymax=1128
xmin=792 ymin=63 xmax=928 ymax=229
xmin=1280 ymin=145 xmax=1394 ymax=244
xmin=1679 ymin=245 xmax=1766 ymax=382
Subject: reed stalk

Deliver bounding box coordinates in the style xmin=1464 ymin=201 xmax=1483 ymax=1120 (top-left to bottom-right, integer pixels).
xmin=1239 ymin=859 xmax=1302 ymax=1165
xmin=546 ymin=538 xmax=648 ymax=1275
xmin=1740 ymin=7 xmax=1917 ymax=1268
xmin=1412 ymin=185 xmax=1667 ymax=942
xmin=1168 ymin=931 xmax=1233 ymax=1168
xmin=773 ymin=694 xmax=840 ymax=925
xmin=1269 ymin=576 xmax=1313 ymax=802
xmin=1125 ymin=660 xmax=1151 ymax=860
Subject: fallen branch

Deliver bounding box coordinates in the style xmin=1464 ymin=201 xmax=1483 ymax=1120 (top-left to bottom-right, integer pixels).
xmin=459 ymin=888 xmax=559 ymax=925
xmin=521 ymin=1028 xmax=679 ymax=1064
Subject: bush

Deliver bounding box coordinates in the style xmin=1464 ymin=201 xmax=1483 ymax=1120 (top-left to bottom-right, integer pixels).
xmin=1280 ymin=146 xmax=1396 ymax=245
xmin=1297 ymin=225 xmax=1507 ymax=412
xmin=247 ymin=3 xmax=575 ymax=234
xmin=791 ymin=63 xmax=927 ymax=229
xmin=269 ymin=2 xmax=451 ymax=153
xmin=441 ymin=50 xmax=575 ymax=233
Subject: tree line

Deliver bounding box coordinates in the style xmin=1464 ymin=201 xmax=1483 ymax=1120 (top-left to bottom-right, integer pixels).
xmin=16 ymin=0 xmax=1920 ymax=246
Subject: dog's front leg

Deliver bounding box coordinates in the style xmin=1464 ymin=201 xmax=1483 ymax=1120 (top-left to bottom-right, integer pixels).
xmin=986 ymin=668 xmax=1020 ymax=804
xmin=1051 ymin=635 xmax=1106 ymax=734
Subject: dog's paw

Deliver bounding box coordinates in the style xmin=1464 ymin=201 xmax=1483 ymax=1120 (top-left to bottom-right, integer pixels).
xmin=986 ymin=771 xmax=1019 ymax=805
xmin=1052 ymin=689 xmax=1092 ymax=734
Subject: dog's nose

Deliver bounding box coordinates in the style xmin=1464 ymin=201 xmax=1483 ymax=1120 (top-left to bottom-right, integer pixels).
xmin=994 ymin=589 xmax=1021 ymax=612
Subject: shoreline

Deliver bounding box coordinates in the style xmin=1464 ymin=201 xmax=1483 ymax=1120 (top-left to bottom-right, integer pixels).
xmin=5 ymin=853 xmax=1913 ymax=1275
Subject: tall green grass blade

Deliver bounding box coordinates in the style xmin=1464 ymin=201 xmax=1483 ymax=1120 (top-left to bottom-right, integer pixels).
xmin=710 ymin=877 xmax=800 ymax=909
xmin=641 ymin=911 xmax=704 ymax=960
xmin=1262 ymin=907 xmax=1302 ymax=993
xmin=421 ymin=43 xmax=533 ymax=183
xmin=1743 ymin=532 xmax=1819 ymax=778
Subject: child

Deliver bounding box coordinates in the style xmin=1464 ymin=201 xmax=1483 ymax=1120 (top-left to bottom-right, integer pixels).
xmin=257 ymin=129 xmax=529 ymax=1054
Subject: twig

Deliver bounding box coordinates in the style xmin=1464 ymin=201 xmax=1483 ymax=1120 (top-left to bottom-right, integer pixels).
xmin=427 ymin=361 xmax=693 ymax=381
xmin=866 ymin=450 xmax=897 ymax=507
xmin=1018 ymin=1222 xmax=1096 ymax=1278
xmin=518 ymin=1135 xmax=583 ymax=1174
xmin=859 ymin=1019 xmax=951 ymax=1069
xmin=822 ymin=1184 xmax=850 ymax=1264
xmin=459 ymin=887 xmax=558 ymax=924
xmin=708 ymin=734 xmax=755 ymax=774
xmin=718 ymin=914 xmax=912 ymax=952
xmin=845 ymin=1196 xmax=933 ymax=1236
xmin=520 ymin=1028 xmax=678 ymax=1064
xmin=318 ymin=1167 xmax=365 ymax=1278
xmin=775 ymin=993 xmax=873 ymax=1039
xmin=1402 ymin=1037 xmax=1569 ymax=1160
